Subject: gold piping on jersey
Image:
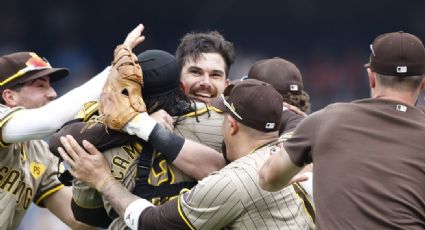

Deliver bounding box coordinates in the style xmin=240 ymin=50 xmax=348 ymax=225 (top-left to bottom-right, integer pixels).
xmin=75 ymin=100 xmax=99 ymax=121
xmin=20 ymin=143 xmax=27 ymax=161
xmin=279 ymin=131 xmax=294 ymax=142
xmin=181 ymin=105 xmax=223 ymax=119
xmin=177 ymin=188 xmax=195 ymax=230
xmin=292 ymin=183 xmax=315 ymax=224
xmin=34 ymin=184 xmax=64 ymax=205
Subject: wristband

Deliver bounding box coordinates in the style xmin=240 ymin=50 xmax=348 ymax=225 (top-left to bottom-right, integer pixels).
xmin=123 ymin=112 xmax=157 ymax=141
xmin=148 ymin=124 xmax=185 ymax=162
xmin=124 ymin=199 xmax=154 ymax=230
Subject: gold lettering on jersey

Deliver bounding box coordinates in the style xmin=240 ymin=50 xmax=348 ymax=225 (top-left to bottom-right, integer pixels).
xmin=121 ymin=142 xmax=141 ymax=160
xmin=0 ymin=166 xmax=34 ymax=209
xmin=23 ymin=187 xmax=33 ymax=209
xmin=150 ymin=152 xmax=175 ymax=186
xmin=112 ymin=157 xmax=129 ymax=180
xmin=111 ymin=143 xmax=141 ymax=181
xmin=30 ymin=162 xmax=46 ymax=179
xmin=0 ymin=169 xmax=19 ymax=191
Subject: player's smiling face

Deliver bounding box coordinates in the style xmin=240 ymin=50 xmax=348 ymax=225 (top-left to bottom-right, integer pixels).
xmin=180 ymin=53 xmax=229 ymax=104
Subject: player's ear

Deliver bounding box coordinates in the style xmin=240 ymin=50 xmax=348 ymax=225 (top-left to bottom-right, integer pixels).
xmin=367 ymin=68 xmax=376 ymax=89
xmin=2 ymin=89 xmax=19 ymax=107
xmin=227 ymin=115 xmax=239 ymax=135
xmin=179 ymin=81 xmax=189 ymax=94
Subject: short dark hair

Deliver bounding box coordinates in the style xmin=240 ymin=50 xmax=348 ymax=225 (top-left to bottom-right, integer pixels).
xmin=376 ymin=73 xmax=424 ymax=91
xmin=175 ymin=31 xmax=236 ymax=76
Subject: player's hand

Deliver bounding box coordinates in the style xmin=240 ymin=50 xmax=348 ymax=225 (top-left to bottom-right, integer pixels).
xmin=282 ymin=102 xmax=307 ymax=117
xmin=57 ymin=135 xmax=112 ymax=190
xmin=288 ymin=172 xmax=310 ymax=184
xmin=150 ymin=109 xmax=174 ymax=131
xmin=123 ymin=24 xmax=145 ymax=50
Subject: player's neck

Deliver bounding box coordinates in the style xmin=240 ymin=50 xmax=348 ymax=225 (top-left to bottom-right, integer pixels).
xmin=231 ymin=134 xmax=278 ymax=160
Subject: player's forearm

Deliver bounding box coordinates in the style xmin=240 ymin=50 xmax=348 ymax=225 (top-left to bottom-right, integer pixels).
xmin=2 ymin=67 xmax=109 ymax=143
xmin=259 ymin=149 xmax=302 ymax=192
xmin=173 ymin=139 xmax=225 ymax=179
xmin=101 ymin=177 xmax=141 ymax=216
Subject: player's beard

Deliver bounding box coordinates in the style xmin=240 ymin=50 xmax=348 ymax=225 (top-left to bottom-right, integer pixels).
xmin=188 ymin=84 xmax=218 ymax=104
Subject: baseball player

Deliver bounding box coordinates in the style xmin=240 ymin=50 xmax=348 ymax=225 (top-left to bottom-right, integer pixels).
xmin=259 ymin=31 xmax=425 ymax=229
xmin=247 ymin=57 xmax=314 ymax=214
xmin=0 ymin=51 xmax=110 ymax=229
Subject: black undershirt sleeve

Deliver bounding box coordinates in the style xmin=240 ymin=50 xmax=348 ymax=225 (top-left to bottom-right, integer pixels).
xmin=138 ymin=199 xmax=191 ymax=230
xmin=71 ymin=199 xmax=112 ymax=228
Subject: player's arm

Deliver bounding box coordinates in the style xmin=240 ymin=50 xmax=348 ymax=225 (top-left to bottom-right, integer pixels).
xmin=1 ymin=67 xmax=110 ymax=143
xmin=43 ymin=186 xmax=96 ymax=230
xmin=123 ymin=112 xmax=226 ymax=179
xmin=259 ymin=146 xmax=302 ymax=192
xmin=260 ymin=110 xmax=320 ymax=192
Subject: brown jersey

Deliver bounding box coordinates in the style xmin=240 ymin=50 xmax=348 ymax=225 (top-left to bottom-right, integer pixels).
xmin=0 ymin=104 xmax=64 ymax=230
xmin=285 ymin=98 xmax=425 ymax=230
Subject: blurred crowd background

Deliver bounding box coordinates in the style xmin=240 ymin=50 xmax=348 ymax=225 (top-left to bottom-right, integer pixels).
xmin=1 ymin=0 xmax=423 ymax=229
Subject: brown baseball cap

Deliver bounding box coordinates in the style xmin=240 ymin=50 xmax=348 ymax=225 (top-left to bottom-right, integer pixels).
xmin=248 ymin=57 xmax=303 ymax=96
xmin=0 ymin=52 xmax=69 ymax=91
xmin=366 ymin=31 xmax=425 ymax=77
xmin=211 ymin=78 xmax=283 ymax=132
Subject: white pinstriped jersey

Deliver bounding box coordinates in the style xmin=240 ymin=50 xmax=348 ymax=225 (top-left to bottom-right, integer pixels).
xmin=179 ymin=143 xmax=315 ymax=230
xmin=0 ymin=104 xmax=64 ymax=230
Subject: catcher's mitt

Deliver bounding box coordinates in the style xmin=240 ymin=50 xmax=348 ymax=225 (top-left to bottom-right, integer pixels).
xmin=98 ymin=45 xmax=146 ymax=130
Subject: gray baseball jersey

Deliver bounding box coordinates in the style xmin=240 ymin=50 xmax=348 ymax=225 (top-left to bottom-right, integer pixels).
xmin=178 ymin=143 xmax=315 ymax=230
xmin=0 ymin=104 xmax=64 ymax=230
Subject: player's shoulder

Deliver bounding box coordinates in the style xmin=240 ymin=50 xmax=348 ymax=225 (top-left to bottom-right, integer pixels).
xmin=74 ymin=100 xmax=99 ymax=121
xmin=180 ymin=102 xmax=224 ymax=119
xmin=0 ymin=104 xmax=23 ymax=125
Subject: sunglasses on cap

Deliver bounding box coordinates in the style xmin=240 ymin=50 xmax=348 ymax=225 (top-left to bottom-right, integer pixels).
xmin=219 ymin=83 xmax=244 ymax=120
xmin=0 ymin=53 xmax=52 ymax=87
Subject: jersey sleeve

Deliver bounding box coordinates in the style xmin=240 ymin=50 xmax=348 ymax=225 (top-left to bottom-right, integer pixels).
xmin=33 ymin=141 xmax=64 ymax=206
xmin=0 ymin=104 xmax=23 ymax=146
xmin=284 ymin=110 xmax=323 ymax=167
xmin=179 ymin=171 xmax=242 ymax=230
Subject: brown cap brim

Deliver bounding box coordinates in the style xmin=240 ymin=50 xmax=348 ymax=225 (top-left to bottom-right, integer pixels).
xmin=210 ymin=96 xmax=229 ymax=114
